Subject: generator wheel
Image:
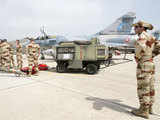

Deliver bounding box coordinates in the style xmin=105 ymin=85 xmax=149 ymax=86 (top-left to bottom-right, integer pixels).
xmin=86 ymin=64 xmax=97 ymax=74
xmin=40 ymin=56 xmax=45 ymax=60
xmin=97 ymin=65 xmax=100 ymax=70
xmin=56 ymin=63 xmax=67 ymax=73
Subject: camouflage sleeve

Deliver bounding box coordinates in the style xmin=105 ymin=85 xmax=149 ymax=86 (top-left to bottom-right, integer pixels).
xmin=7 ymin=44 xmax=12 ymax=53
xmin=6 ymin=43 xmax=10 ymax=50
xmin=146 ymin=36 xmax=156 ymax=48
xmin=135 ymin=40 xmax=146 ymax=60
xmin=19 ymin=45 xmax=22 ymax=53
xmin=26 ymin=45 xmax=29 ymax=55
xmin=11 ymin=47 xmax=14 ymax=54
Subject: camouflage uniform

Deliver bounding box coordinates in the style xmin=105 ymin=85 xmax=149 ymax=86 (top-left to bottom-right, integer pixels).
xmin=26 ymin=41 xmax=40 ymax=76
xmin=134 ymin=31 xmax=155 ymax=116
xmin=10 ymin=45 xmax=15 ymax=68
xmin=0 ymin=40 xmax=2 ymax=68
xmin=0 ymin=41 xmax=12 ymax=71
xmin=16 ymin=43 xmax=23 ymax=69
xmin=0 ymin=52 xmax=2 ymax=68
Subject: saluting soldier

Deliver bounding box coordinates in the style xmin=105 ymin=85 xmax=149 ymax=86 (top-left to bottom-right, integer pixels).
xmin=131 ymin=21 xmax=156 ymax=119
xmin=16 ymin=40 xmax=23 ymax=69
xmin=26 ymin=38 xmax=40 ymax=77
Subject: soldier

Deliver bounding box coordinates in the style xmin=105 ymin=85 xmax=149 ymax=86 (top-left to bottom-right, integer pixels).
xmin=26 ymin=38 xmax=40 ymax=77
xmin=131 ymin=21 xmax=156 ymax=119
xmin=16 ymin=40 xmax=23 ymax=69
xmin=0 ymin=39 xmax=2 ymax=68
xmin=10 ymin=44 xmax=15 ymax=68
xmin=0 ymin=39 xmax=25 ymax=76
xmin=0 ymin=39 xmax=12 ymax=71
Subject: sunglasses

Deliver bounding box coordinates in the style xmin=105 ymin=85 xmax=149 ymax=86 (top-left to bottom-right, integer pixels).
xmin=135 ymin=26 xmax=143 ymax=28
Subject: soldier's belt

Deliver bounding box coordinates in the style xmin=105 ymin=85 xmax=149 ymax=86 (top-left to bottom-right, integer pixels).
xmin=29 ymin=53 xmax=35 ymax=55
xmin=141 ymin=70 xmax=155 ymax=74
xmin=140 ymin=58 xmax=153 ymax=63
xmin=144 ymin=58 xmax=153 ymax=62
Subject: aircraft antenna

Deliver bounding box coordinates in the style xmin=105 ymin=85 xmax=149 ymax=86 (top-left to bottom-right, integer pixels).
xmin=40 ymin=26 xmax=48 ymax=39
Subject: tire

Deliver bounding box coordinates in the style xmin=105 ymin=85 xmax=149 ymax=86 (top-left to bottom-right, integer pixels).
xmin=86 ymin=64 xmax=98 ymax=74
xmin=40 ymin=56 xmax=45 ymax=60
xmin=56 ymin=63 xmax=67 ymax=73
xmin=97 ymin=65 xmax=100 ymax=70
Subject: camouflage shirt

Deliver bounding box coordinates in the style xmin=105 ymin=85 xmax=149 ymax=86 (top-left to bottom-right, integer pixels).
xmin=16 ymin=44 xmax=22 ymax=53
xmin=10 ymin=45 xmax=14 ymax=56
xmin=134 ymin=31 xmax=155 ymax=62
xmin=0 ymin=42 xmax=11 ymax=57
xmin=26 ymin=43 xmax=40 ymax=57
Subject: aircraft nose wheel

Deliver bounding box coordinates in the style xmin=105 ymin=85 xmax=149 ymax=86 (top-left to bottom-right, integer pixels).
xmin=56 ymin=63 xmax=67 ymax=73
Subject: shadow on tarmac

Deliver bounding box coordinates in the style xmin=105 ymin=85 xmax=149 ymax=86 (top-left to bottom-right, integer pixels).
xmin=86 ymin=96 xmax=136 ymax=115
xmin=86 ymin=96 xmax=160 ymax=117
xmin=47 ymin=67 xmax=95 ymax=75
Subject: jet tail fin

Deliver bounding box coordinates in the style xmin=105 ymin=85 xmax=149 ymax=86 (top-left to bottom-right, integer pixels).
xmin=98 ymin=12 xmax=136 ymax=35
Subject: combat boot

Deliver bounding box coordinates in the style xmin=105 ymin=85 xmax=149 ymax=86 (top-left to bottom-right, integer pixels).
xmin=131 ymin=106 xmax=142 ymax=116
xmin=33 ymin=72 xmax=39 ymax=76
xmin=131 ymin=106 xmax=149 ymax=119
xmin=131 ymin=104 xmax=143 ymax=113
xmin=149 ymin=105 xmax=154 ymax=114
xmin=33 ymin=68 xmax=39 ymax=76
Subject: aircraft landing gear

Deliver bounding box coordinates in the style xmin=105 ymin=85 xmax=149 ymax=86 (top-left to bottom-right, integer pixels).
xmin=40 ymin=52 xmax=45 ymax=60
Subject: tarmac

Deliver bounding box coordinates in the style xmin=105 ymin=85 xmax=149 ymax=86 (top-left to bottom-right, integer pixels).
xmin=0 ymin=54 xmax=160 ymax=120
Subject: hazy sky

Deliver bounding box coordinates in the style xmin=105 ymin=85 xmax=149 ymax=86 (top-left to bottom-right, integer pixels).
xmin=0 ymin=0 xmax=159 ymax=41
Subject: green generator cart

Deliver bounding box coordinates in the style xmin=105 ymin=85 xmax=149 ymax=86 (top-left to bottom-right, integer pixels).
xmin=55 ymin=38 xmax=109 ymax=74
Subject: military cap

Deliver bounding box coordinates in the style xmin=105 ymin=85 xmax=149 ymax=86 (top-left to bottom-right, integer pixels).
xmin=132 ymin=21 xmax=153 ymax=30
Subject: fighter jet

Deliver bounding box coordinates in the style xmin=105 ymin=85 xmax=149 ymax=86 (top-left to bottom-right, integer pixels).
xmin=33 ymin=27 xmax=68 ymax=59
xmin=94 ymin=12 xmax=137 ymax=53
xmin=38 ymin=12 xmax=137 ymax=60
xmin=152 ymin=30 xmax=160 ymax=40
xmin=8 ymin=27 xmax=68 ymax=60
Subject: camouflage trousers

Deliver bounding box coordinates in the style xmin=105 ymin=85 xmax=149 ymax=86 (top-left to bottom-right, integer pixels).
xmin=10 ymin=55 xmax=15 ymax=68
xmin=28 ymin=56 xmax=39 ymax=73
xmin=0 ymin=56 xmax=2 ymax=67
xmin=136 ymin=61 xmax=155 ymax=108
xmin=16 ymin=55 xmax=23 ymax=69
